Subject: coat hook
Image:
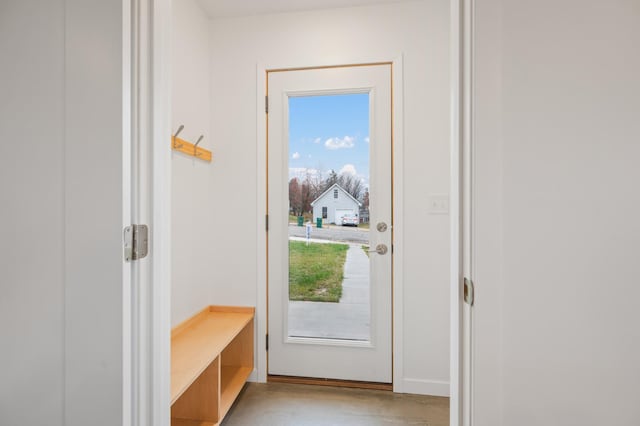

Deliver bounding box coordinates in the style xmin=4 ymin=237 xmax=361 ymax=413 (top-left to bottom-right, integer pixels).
xmin=173 ymin=125 xmax=185 ymax=148
xmin=194 ymin=135 xmax=204 ymax=156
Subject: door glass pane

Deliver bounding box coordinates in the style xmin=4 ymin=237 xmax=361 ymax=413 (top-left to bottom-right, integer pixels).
xmin=287 ymin=93 xmax=371 ymax=341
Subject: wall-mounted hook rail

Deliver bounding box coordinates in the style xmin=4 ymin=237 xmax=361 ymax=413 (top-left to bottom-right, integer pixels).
xmin=171 ymin=129 xmax=212 ymax=162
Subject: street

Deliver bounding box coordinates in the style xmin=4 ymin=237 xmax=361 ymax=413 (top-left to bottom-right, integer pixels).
xmin=288 ymin=223 xmax=369 ymax=244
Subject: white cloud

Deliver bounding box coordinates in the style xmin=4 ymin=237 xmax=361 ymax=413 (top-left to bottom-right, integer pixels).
xmin=324 ymin=136 xmax=355 ymax=150
xmin=313 ymin=137 xmax=322 ymax=144
xmin=364 ymin=136 xmax=370 ymax=144
xmin=292 ymin=152 xmax=300 ymax=160
xmin=339 ymin=164 xmax=357 ymax=176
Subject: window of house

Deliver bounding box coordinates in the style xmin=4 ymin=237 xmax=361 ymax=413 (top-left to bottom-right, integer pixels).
xmin=334 ymin=189 xmax=338 ymax=199
xmin=322 ymin=207 xmax=327 ymax=219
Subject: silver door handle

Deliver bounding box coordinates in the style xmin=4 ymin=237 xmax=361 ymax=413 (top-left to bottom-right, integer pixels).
xmin=368 ymin=244 xmax=388 ymax=255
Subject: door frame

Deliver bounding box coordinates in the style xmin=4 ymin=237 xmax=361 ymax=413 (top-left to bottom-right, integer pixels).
xmin=256 ymin=57 xmax=404 ymax=387
xmin=128 ymin=0 xmax=172 ymax=425
xmin=142 ymin=0 xmax=469 ymax=425
xmin=450 ymin=0 xmax=462 ymax=424
xmin=451 ymin=0 xmax=473 ymax=424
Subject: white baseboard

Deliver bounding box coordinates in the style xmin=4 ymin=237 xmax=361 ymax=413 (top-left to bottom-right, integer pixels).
xmin=247 ymin=368 xmax=259 ymax=383
xmin=400 ymin=378 xmax=450 ymax=397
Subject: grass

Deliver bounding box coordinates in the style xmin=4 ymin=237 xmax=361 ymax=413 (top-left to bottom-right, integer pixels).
xmin=289 ymin=241 xmax=349 ymax=302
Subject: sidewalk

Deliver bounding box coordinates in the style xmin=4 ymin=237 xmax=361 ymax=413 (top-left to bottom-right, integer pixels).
xmin=287 ymin=244 xmax=371 ymax=341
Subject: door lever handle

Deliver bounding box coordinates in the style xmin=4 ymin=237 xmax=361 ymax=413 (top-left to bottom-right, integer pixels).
xmin=368 ymin=244 xmax=388 ymax=255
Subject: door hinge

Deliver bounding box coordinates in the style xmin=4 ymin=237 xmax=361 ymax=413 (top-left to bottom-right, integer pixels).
xmin=124 ymin=224 xmax=149 ymax=262
xmin=265 ymin=95 xmax=269 ymax=114
xmin=464 ymin=277 xmax=475 ymax=306
xmin=265 ymin=214 xmax=269 ymax=232
xmin=266 ymin=334 xmax=269 ymax=351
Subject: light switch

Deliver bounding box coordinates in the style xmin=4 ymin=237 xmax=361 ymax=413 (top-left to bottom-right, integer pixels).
xmin=428 ymin=194 xmax=449 ymax=215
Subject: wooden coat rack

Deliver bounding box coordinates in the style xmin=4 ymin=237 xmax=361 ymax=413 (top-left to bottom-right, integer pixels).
xmin=172 ymin=125 xmax=212 ymax=162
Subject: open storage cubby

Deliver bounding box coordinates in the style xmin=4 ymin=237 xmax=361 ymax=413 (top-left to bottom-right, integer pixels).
xmin=171 ymin=306 xmax=254 ymax=426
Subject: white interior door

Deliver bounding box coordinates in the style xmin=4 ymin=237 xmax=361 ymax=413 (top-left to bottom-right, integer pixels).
xmin=267 ymin=64 xmax=392 ymax=383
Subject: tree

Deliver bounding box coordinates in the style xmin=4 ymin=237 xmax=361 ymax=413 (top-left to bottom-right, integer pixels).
xmin=288 ymin=177 xmax=302 ymax=215
xmin=323 ymin=170 xmax=338 ymax=192
xmin=289 ymin=170 xmax=323 ymax=216
xmin=337 ymin=173 xmax=364 ymax=201
xmin=300 ymin=180 xmax=313 ymax=214
xmin=304 ymin=169 xmax=323 ymax=202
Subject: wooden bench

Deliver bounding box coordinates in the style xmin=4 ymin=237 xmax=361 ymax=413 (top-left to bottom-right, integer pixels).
xmin=171 ymin=306 xmax=255 ymax=425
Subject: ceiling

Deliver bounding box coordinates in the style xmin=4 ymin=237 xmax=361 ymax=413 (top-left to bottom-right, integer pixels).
xmin=196 ymin=0 xmax=412 ymax=19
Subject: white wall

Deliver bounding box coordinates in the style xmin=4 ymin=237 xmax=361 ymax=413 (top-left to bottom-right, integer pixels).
xmin=473 ymin=0 xmax=640 ymax=424
xmin=200 ymin=0 xmax=451 ymax=394
xmin=171 ymin=0 xmax=213 ymax=326
xmin=1 ymin=1 xmax=127 ymax=425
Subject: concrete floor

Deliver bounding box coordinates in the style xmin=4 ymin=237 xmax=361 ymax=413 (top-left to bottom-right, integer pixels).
xmin=221 ymin=383 xmax=449 ymax=426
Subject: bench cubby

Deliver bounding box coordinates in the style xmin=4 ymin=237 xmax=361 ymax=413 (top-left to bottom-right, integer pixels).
xmin=171 ymin=306 xmax=254 ymax=425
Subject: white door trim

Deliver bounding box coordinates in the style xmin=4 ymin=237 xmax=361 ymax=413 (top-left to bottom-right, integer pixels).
xmin=122 ymin=2 xmax=132 ymax=424
xmin=390 ymin=57 xmax=405 ymax=393
xmin=450 ymin=0 xmax=462 ymax=423
xmin=451 ymin=0 xmax=473 ymax=425
xmin=256 ymin=57 xmax=404 ymax=387
xmin=256 ymin=63 xmax=268 ymax=383
xmin=149 ymin=0 xmax=172 ymax=425
xmin=128 ymin=0 xmax=172 ymax=425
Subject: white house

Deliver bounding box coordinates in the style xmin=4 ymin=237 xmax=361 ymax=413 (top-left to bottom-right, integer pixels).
xmin=310 ymin=183 xmax=362 ymax=225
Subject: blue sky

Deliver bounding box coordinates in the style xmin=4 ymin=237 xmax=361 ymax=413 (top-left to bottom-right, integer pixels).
xmin=288 ymin=93 xmax=370 ymax=188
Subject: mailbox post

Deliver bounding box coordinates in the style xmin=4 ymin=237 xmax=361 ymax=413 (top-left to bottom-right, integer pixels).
xmin=305 ymin=221 xmax=312 ymax=246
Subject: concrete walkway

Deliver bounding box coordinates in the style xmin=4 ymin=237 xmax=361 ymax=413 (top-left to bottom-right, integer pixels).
xmin=288 ymin=243 xmax=371 ymax=341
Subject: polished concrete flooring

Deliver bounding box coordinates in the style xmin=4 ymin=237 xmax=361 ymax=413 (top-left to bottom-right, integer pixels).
xmin=221 ymin=382 xmax=449 ymax=426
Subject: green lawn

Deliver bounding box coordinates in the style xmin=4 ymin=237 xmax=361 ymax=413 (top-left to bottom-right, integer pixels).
xmin=289 ymin=241 xmax=349 ymax=302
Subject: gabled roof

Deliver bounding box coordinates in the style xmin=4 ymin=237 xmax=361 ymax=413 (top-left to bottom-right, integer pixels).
xmin=310 ymin=183 xmax=363 ymax=207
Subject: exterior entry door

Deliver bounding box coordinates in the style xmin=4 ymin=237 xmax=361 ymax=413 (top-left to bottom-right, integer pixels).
xmin=267 ymin=64 xmax=393 ymax=383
